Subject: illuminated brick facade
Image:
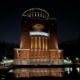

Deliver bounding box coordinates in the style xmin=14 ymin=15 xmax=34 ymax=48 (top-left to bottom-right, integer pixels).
xmin=14 ymin=8 xmax=64 ymax=78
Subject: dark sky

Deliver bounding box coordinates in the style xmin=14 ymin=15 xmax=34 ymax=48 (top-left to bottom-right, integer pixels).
xmin=0 ymin=0 xmax=80 ymax=44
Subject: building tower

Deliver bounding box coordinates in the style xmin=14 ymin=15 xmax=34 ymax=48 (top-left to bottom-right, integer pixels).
xmin=14 ymin=8 xmax=64 ymax=78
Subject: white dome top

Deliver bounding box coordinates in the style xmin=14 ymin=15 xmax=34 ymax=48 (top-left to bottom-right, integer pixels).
xmin=22 ymin=8 xmax=49 ymax=19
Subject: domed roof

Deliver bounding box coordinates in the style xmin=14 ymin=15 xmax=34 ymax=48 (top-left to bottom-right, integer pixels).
xmin=22 ymin=8 xmax=49 ymax=19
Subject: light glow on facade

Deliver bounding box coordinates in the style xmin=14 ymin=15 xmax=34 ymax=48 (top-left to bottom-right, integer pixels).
xmin=14 ymin=8 xmax=64 ymax=78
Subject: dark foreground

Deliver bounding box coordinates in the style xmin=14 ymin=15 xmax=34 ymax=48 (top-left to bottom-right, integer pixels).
xmin=1 ymin=73 xmax=80 ymax=80
xmin=0 ymin=64 xmax=80 ymax=80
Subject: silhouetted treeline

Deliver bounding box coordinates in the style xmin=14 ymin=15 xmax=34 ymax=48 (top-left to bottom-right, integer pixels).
xmin=0 ymin=41 xmax=19 ymax=61
xmin=59 ymin=37 xmax=80 ymax=61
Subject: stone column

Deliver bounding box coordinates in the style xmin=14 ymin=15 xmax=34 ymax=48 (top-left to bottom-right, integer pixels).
xmin=38 ymin=36 xmax=41 ymax=49
xmin=45 ymin=37 xmax=48 ymax=50
xmin=35 ymin=36 xmax=37 ymax=49
xmin=42 ymin=36 xmax=45 ymax=49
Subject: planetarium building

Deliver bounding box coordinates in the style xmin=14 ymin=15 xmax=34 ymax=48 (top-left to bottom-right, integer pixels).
xmin=14 ymin=8 xmax=64 ymax=78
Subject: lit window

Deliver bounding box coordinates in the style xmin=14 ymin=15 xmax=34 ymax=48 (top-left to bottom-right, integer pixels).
xmin=30 ymin=31 xmax=49 ymax=36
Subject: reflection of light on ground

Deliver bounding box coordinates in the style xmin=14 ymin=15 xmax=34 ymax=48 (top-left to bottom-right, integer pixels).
xmin=64 ymin=59 xmax=72 ymax=64
xmin=65 ymin=67 xmax=73 ymax=74
xmin=9 ymin=69 xmax=13 ymax=72
xmin=65 ymin=67 xmax=80 ymax=74
xmin=8 ymin=67 xmax=80 ymax=74
xmin=1 ymin=60 xmax=13 ymax=64
xmin=76 ymin=67 xmax=80 ymax=73
xmin=0 ymin=59 xmax=13 ymax=67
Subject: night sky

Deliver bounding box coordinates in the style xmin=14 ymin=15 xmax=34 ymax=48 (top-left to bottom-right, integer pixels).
xmin=0 ymin=0 xmax=80 ymax=44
